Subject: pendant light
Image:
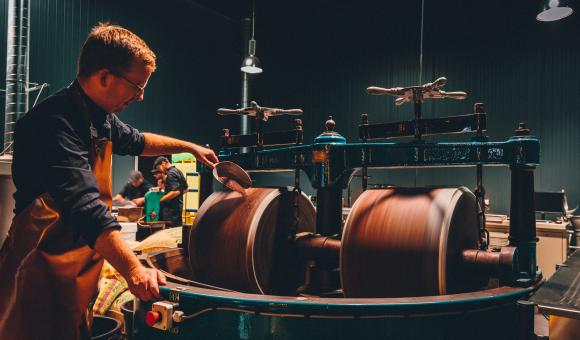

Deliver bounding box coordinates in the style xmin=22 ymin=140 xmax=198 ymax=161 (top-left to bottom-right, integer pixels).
xmin=241 ymin=0 xmax=262 ymax=74
xmin=537 ymin=0 xmax=573 ymax=22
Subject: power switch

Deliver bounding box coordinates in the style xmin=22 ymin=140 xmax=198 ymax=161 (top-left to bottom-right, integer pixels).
xmin=149 ymin=301 xmax=177 ymax=330
xmin=145 ymin=311 xmax=160 ymax=327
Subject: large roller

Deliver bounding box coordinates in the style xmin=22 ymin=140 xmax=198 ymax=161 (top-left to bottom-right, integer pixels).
xmin=189 ymin=187 xmax=316 ymax=294
xmin=341 ymin=187 xmax=480 ymax=298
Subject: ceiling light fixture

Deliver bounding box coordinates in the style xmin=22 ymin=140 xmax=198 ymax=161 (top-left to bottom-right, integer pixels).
xmin=537 ymin=0 xmax=573 ymax=22
xmin=241 ymin=0 xmax=263 ymax=74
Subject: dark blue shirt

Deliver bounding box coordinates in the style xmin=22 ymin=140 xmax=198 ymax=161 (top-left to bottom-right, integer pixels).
xmin=12 ymin=80 xmax=145 ymax=247
xmin=118 ymin=180 xmax=152 ymax=200
xmin=163 ymin=166 xmax=188 ymax=211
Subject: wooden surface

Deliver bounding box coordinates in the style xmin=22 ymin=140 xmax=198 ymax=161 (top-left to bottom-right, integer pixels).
xmin=487 ymin=220 xmax=568 ymax=279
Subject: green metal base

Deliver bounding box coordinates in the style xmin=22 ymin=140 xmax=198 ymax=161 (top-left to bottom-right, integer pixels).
xmin=144 ymin=191 xmax=165 ymax=222
xmin=134 ymin=283 xmax=536 ymax=340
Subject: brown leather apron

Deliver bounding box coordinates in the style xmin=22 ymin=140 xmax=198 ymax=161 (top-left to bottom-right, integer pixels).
xmin=0 ymin=87 xmax=113 ymax=339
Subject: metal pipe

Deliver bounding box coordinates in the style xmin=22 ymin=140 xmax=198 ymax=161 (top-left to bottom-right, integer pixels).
xmin=360 ymin=113 xmax=369 ymax=192
xmin=295 ymin=233 xmax=341 ymax=261
xmin=240 ymin=18 xmax=251 ymax=137
xmin=296 ymin=232 xmax=342 ymax=294
xmin=412 ymin=88 xmax=422 ymax=142
xmin=462 ymin=247 xmax=515 ymax=278
xmin=4 ymin=0 xmax=30 ymax=152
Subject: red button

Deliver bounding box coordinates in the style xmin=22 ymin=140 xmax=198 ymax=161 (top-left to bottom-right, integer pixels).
xmin=146 ymin=311 xmax=161 ymax=327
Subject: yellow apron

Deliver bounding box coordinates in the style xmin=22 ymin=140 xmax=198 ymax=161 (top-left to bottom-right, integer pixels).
xmin=0 ymin=96 xmax=114 ymax=339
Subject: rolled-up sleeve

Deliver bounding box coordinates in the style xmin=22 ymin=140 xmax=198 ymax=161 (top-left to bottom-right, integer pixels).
xmin=42 ymin=115 xmax=120 ymax=247
xmin=110 ymin=114 xmax=144 ymax=156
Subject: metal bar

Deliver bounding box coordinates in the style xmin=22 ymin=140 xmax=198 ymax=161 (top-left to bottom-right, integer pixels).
xmin=364 ymin=113 xmax=487 ymax=140
xmin=4 ymin=0 xmax=30 ymax=152
xmin=240 ymin=18 xmax=251 ymax=139
xmin=413 ymin=88 xmax=422 ymax=142
xmin=537 ymin=305 xmax=580 ymax=320
xmin=221 ymin=130 xmax=303 ymax=149
xmin=462 ymin=247 xmax=515 ymax=278
xmin=295 ymin=234 xmax=341 ymax=261
xmin=360 ymin=114 xmax=369 ymax=191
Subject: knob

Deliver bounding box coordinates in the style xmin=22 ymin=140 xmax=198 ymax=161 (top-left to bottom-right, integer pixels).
xmin=325 ymin=116 xmax=336 ymax=132
xmin=146 ymin=311 xmax=161 ymax=327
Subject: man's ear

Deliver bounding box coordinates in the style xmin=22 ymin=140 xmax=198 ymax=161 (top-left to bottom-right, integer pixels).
xmin=96 ymin=69 xmax=111 ymax=88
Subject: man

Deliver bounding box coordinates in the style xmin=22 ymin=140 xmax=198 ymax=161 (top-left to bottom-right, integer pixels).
xmin=113 ymin=170 xmax=152 ymax=206
xmin=0 ymin=23 xmax=218 ymax=340
xmin=153 ymin=156 xmax=188 ymax=227
xmin=152 ymin=168 xmax=167 ymax=190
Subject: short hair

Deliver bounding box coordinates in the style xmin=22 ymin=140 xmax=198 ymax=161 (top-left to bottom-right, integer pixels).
xmin=77 ymin=22 xmax=156 ymax=77
xmin=128 ymin=170 xmax=143 ymax=182
xmin=153 ymin=156 xmax=169 ymax=168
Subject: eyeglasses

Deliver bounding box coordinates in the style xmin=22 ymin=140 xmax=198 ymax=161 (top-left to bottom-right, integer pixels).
xmin=112 ymin=72 xmax=145 ymax=96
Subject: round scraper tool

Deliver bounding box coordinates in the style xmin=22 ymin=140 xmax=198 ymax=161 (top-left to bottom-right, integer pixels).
xmin=213 ymin=161 xmax=252 ymax=194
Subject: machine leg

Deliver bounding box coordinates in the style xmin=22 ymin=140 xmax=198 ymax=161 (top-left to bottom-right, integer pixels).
xmin=516 ymin=300 xmax=536 ymax=340
xmin=315 ymin=187 xmax=343 ymax=237
xmin=301 ymin=187 xmax=343 ymax=294
xmin=509 ymin=166 xmax=539 ymax=284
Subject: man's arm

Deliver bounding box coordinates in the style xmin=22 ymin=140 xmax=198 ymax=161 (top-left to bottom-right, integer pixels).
xmin=110 ymin=116 xmax=217 ymax=169
xmin=161 ymin=169 xmax=185 ymax=203
xmin=42 ymin=114 xmax=164 ymax=301
xmin=159 ymin=190 xmax=180 ymax=203
xmin=131 ymin=197 xmax=145 ymax=206
xmin=95 ymin=229 xmax=166 ymax=301
xmin=113 ymin=183 xmax=129 ymax=203
xmin=141 ymin=133 xmax=218 ymax=169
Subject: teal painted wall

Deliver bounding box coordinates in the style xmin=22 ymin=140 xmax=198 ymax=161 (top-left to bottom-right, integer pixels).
xmin=1 ymin=0 xmax=578 ymax=213
xmin=0 ymin=0 xmax=242 ymax=194
xmin=250 ymin=0 xmax=580 ymax=214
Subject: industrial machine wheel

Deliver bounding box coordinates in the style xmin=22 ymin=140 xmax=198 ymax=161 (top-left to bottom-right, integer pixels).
xmin=341 ymin=186 xmax=481 ymax=298
xmin=189 ymin=187 xmax=316 ymax=294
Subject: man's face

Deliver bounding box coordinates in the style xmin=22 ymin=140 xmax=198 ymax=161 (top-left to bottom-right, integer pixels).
xmin=102 ymin=60 xmax=152 ymax=113
xmin=153 ymin=172 xmax=163 ymax=180
xmin=131 ymin=177 xmax=144 ymax=187
xmin=156 ymin=161 xmax=169 ymax=172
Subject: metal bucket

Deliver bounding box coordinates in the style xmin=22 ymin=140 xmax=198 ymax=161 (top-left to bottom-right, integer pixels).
xmin=91 ymin=315 xmax=122 ymax=340
xmin=121 ymin=300 xmax=134 ymax=340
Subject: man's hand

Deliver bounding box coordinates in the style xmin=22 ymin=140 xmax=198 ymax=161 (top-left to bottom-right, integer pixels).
xmin=94 ymin=229 xmax=167 ymax=302
xmin=191 ymin=144 xmax=219 ymax=169
xmin=141 ymin=133 xmax=220 ymax=168
xmin=127 ymin=265 xmax=167 ymax=301
xmin=131 ymin=197 xmax=145 ymax=206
